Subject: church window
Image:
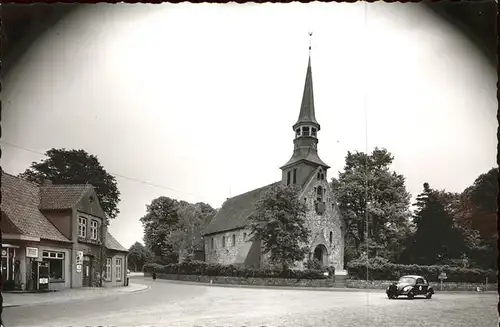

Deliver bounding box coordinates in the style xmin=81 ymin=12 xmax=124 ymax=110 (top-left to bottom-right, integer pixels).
xmin=286 ymin=171 xmax=291 ymax=186
xmin=295 ymin=128 xmax=301 ymax=137
xmin=329 ymin=231 xmax=333 ymax=245
xmin=311 ymin=128 xmax=317 ymax=137
xmin=232 ymin=234 xmax=236 ymax=247
xmin=293 ymin=169 xmax=297 ymax=184
xmin=302 ymin=127 xmax=310 ymax=136
xmin=317 ymin=172 xmax=320 ymax=180
xmin=317 ymin=186 xmax=323 ymax=202
xmin=222 ymin=236 xmax=226 ymax=247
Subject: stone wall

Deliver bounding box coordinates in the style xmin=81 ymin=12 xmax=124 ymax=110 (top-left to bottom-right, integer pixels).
xmin=146 ymin=272 xmax=335 ymax=287
xmin=346 ymin=279 xmax=498 ymax=292
xmin=204 ymin=228 xmax=250 ymax=265
xmin=300 ymin=175 xmax=344 ymax=272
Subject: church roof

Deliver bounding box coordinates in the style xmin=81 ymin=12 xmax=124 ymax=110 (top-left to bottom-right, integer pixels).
xmin=281 ymin=146 xmax=330 ymax=170
xmin=203 ymin=182 xmax=281 ymax=236
xmin=294 ymin=55 xmax=319 ymax=127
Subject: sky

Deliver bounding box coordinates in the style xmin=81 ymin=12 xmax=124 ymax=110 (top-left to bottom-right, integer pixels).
xmin=2 ymin=3 xmax=497 ymax=249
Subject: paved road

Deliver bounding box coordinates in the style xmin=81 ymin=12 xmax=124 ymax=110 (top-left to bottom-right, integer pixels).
xmin=3 ymin=277 xmax=497 ymax=327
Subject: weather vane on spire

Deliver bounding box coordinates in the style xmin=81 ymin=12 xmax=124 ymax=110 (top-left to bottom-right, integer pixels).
xmin=308 ymin=31 xmax=313 ymax=51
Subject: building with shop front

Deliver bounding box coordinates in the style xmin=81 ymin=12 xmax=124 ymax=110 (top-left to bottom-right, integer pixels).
xmin=1 ymin=171 xmax=128 ymax=291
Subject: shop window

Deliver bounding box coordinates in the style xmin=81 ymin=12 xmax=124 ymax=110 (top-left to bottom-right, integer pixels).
xmin=78 ymin=217 xmax=87 ymax=238
xmin=42 ymin=251 xmax=65 ymax=282
xmin=90 ymin=220 xmax=98 ymax=240
xmin=115 ymin=258 xmax=123 ymax=281
xmin=105 ymin=258 xmax=112 ymax=281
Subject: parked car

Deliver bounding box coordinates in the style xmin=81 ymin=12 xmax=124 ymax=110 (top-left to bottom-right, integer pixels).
xmin=386 ymin=275 xmax=434 ymax=299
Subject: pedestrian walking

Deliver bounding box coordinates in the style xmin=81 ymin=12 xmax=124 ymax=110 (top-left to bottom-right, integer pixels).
xmin=152 ymin=270 xmax=157 ymax=282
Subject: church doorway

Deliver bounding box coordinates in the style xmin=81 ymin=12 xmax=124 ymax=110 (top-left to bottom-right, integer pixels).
xmin=313 ymin=244 xmax=328 ymax=267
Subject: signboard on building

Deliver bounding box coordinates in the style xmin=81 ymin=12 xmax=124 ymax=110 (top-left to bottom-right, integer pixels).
xmin=76 ymin=251 xmax=83 ymax=265
xmin=26 ymin=247 xmax=39 ymax=258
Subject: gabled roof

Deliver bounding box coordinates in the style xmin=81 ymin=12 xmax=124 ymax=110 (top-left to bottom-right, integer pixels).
xmin=39 ymin=184 xmax=93 ymax=210
xmin=1 ymin=172 xmax=71 ymax=243
xmin=105 ymin=231 xmax=128 ymax=253
xmin=203 ymin=182 xmax=280 ymax=236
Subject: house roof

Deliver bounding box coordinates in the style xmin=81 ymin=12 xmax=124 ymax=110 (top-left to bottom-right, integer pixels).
xmin=105 ymin=231 xmax=128 ymax=252
xmin=203 ymin=182 xmax=281 ymax=236
xmin=39 ymin=183 xmax=93 ymax=210
xmin=1 ymin=172 xmax=71 ymax=243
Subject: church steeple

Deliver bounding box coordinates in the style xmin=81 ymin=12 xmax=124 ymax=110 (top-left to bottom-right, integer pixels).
xmin=280 ymin=32 xmax=330 ymax=188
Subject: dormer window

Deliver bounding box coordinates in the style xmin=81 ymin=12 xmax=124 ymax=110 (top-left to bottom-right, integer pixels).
xmin=302 ymin=126 xmax=310 ymax=136
xmin=311 ymin=128 xmax=317 ymax=137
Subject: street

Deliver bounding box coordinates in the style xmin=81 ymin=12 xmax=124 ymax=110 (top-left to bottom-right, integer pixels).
xmin=3 ymin=276 xmax=497 ymax=327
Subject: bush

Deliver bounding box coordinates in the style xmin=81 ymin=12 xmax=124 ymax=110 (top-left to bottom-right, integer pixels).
xmin=143 ymin=261 xmax=328 ymax=279
xmin=346 ymin=257 xmax=497 ymax=283
xmin=304 ymin=258 xmax=322 ymax=270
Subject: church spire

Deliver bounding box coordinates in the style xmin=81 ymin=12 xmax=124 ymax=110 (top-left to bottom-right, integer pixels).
xmin=280 ymin=32 xmax=329 ymax=185
xmin=294 ymin=32 xmax=319 ymax=129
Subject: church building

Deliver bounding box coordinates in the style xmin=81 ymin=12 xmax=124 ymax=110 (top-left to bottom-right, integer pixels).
xmin=203 ymin=43 xmax=346 ymax=276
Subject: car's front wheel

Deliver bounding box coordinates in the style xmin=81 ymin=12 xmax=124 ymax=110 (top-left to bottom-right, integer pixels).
xmin=407 ymin=292 xmax=415 ymax=300
xmin=425 ymin=292 xmax=433 ymax=299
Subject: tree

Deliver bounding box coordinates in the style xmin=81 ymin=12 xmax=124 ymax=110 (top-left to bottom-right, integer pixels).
xmin=453 ymin=168 xmax=498 ymax=269
xmin=128 ymin=242 xmax=153 ymax=272
xmin=248 ymin=184 xmax=310 ymax=271
xmin=405 ymin=183 xmax=468 ymax=265
xmin=19 ymin=148 xmax=121 ymax=221
xmin=331 ymin=148 xmax=412 ymax=262
xmin=170 ymin=202 xmax=217 ymax=261
xmin=140 ymin=196 xmax=185 ymax=264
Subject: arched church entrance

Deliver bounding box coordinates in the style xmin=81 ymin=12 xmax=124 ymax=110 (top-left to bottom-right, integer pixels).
xmin=313 ymin=244 xmax=328 ymax=267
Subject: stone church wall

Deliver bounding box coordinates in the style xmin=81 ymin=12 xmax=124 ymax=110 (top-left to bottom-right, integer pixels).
xmin=204 ymin=228 xmax=250 ymax=265
xmin=301 ymin=176 xmax=345 ymax=272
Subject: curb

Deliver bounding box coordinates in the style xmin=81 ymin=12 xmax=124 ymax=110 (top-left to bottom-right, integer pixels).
xmin=151 ymin=278 xmax=497 ymax=294
xmin=123 ymin=284 xmax=150 ymax=294
xmin=2 ymin=284 xmax=150 ymax=308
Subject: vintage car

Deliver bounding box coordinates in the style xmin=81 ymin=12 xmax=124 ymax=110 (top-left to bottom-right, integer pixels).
xmin=386 ymin=275 xmax=434 ymax=299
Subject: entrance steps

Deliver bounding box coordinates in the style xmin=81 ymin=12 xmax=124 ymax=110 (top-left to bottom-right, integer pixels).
xmin=334 ymin=274 xmax=347 ymax=288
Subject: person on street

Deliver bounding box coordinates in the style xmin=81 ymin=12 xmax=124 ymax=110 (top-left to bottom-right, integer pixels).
xmin=152 ymin=269 xmax=157 ymax=282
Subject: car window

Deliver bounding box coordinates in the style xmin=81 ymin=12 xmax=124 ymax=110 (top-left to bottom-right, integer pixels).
xmin=399 ymin=277 xmax=416 ymax=284
xmin=416 ymin=278 xmax=424 ymax=284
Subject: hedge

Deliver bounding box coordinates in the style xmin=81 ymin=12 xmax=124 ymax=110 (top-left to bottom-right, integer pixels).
xmin=143 ymin=261 xmax=329 ymax=279
xmin=346 ymin=257 xmax=497 ymax=283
